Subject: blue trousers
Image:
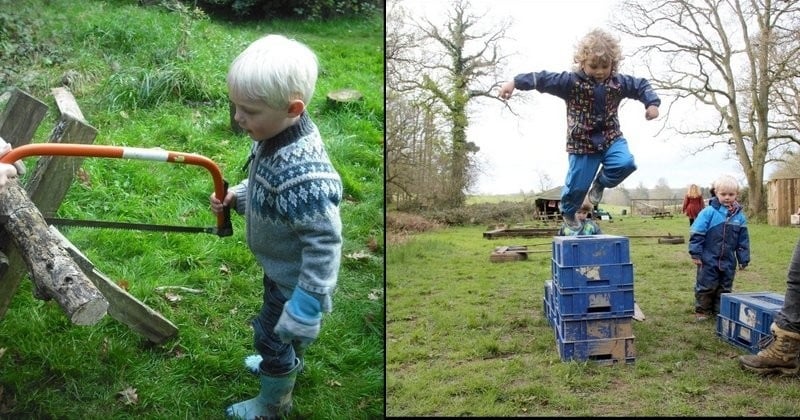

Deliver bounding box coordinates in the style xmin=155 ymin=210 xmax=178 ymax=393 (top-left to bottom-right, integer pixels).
xmin=560 ymin=138 xmax=637 ymax=217
xmin=694 ymin=263 xmax=735 ymax=314
xmin=775 ymin=236 xmax=800 ymax=334
xmin=251 ymin=275 xmax=297 ymax=375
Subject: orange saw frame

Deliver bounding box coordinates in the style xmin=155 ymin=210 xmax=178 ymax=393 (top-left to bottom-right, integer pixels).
xmin=0 ymin=143 xmax=233 ymax=237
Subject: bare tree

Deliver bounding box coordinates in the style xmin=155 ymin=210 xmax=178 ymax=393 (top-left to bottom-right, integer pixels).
xmin=388 ymin=0 xmax=511 ymax=208
xmin=652 ymin=177 xmax=675 ymax=200
xmin=613 ymin=0 xmax=800 ymax=217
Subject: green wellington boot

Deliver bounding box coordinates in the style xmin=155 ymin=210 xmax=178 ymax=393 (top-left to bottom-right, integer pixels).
xmin=739 ymin=323 xmax=800 ymax=375
xmin=226 ymin=358 xmax=301 ymax=419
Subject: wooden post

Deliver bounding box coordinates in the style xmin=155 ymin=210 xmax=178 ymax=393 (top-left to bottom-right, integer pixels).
xmin=0 ymin=87 xmax=98 ymax=320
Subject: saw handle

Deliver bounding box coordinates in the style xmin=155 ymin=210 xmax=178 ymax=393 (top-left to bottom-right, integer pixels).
xmin=1 ymin=143 xmax=233 ymax=237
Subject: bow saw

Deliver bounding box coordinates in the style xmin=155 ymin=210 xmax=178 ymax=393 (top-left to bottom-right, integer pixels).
xmin=0 ymin=143 xmax=233 ymax=237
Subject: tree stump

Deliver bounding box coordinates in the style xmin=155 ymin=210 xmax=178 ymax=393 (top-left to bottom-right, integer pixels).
xmin=326 ymin=88 xmax=363 ymax=105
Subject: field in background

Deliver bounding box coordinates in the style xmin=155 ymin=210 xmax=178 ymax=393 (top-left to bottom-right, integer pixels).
xmin=387 ymin=214 xmax=800 ymax=416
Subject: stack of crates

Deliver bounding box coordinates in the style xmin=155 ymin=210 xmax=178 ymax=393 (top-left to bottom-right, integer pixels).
xmin=716 ymin=291 xmax=785 ymax=354
xmin=543 ymin=234 xmax=636 ymax=364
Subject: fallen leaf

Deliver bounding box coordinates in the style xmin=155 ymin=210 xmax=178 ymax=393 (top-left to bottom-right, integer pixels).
xmin=75 ymin=167 xmax=92 ymax=187
xmin=219 ymin=264 xmax=231 ymax=275
xmin=368 ymin=289 xmax=382 ymax=301
xmin=366 ymin=236 xmax=379 ymax=252
xmin=116 ymin=279 xmax=130 ymax=291
xmin=164 ymin=292 xmax=182 ymax=302
xmin=117 ymin=387 xmax=138 ymax=405
xmin=326 ymin=379 xmax=342 ymax=387
xmin=345 ymin=250 xmax=371 ymax=260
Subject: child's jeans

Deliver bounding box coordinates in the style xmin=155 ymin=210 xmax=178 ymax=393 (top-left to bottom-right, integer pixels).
xmin=560 ymin=138 xmax=636 ymax=216
xmin=251 ymin=275 xmax=297 ymax=375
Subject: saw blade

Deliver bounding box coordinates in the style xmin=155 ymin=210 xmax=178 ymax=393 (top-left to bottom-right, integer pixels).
xmin=0 ymin=215 xmax=214 ymax=234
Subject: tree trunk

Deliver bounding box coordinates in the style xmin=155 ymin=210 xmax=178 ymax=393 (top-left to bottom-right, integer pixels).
xmin=0 ymin=181 xmax=108 ymax=325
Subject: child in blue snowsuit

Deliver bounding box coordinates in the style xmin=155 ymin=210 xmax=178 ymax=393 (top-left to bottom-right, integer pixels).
xmin=498 ymin=28 xmax=660 ymax=234
xmin=688 ymin=175 xmax=750 ymax=321
xmin=557 ymin=201 xmax=601 ymax=236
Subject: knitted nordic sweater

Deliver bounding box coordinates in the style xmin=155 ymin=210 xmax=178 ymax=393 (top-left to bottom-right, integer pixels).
xmin=232 ymin=112 xmax=343 ymax=312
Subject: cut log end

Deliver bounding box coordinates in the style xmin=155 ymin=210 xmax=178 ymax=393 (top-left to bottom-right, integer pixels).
xmin=70 ymin=298 xmax=109 ymax=326
xmin=326 ymin=88 xmax=363 ymax=103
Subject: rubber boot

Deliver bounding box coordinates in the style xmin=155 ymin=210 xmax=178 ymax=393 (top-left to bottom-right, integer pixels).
xmin=739 ymin=323 xmax=800 ymax=375
xmin=226 ymin=358 xmax=300 ymax=419
xmin=245 ymin=350 xmax=304 ymax=376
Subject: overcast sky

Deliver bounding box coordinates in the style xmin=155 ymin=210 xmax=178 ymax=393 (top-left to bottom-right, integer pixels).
xmin=396 ymin=0 xmax=754 ymax=195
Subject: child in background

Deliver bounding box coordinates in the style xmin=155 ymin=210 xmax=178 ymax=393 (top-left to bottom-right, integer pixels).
xmin=558 ymin=201 xmax=601 ymax=236
xmin=498 ymin=28 xmax=660 ymax=233
xmin=682 ymin=184 xmax=705 ymax=226
xmin=688 ymin=175 xmax=750 ymax=322
xmin=209 ymin=34 xmax=343 ymax=419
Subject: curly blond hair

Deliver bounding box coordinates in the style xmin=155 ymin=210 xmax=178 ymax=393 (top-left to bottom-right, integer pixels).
xmin=573 ymin=28 xmax=622 ymax=74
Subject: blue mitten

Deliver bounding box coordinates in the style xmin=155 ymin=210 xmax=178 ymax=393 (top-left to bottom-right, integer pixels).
xmin=274 ymin=288 xmax=322 ymax=349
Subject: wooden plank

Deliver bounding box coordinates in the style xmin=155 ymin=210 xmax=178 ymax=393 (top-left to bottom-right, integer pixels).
xmin=0 ymin=87 xmax=48 ymax=146
xmin=51 ymin=227 xmax=179 ymax=344
xmin=25 ymin=113 xmax=98 ymax=215
xmin=51 ymin=87 xmax=86 ymax=122
xmin=483 ymin=228 xmax=558 ymax=239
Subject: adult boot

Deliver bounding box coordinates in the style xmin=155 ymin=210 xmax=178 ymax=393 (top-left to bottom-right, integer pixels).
xmin=738 ymin=323 xmax=800 ymax=375
xmin=226 ymin=358 xmax=301 ymax=419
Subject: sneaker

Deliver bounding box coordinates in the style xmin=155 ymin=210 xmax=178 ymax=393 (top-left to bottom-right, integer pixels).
xmin=588 ymin=180 xmax=605 ymax=206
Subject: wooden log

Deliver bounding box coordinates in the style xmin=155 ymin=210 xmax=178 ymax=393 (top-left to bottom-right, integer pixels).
xmin=0 ymin=181 xmax=108 ymax=325
xmin=50 ymin=227 xmax=179 ymax=344
xmin=0 ymin=88 xmax=49 ymax=319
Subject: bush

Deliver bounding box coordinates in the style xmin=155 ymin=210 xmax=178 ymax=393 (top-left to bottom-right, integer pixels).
xmin=193 ymin=0 xmax=381 ymax=20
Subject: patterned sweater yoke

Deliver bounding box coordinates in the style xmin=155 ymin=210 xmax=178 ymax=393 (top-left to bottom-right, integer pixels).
xmin=233 ymin=112 xmax=343 ymax=309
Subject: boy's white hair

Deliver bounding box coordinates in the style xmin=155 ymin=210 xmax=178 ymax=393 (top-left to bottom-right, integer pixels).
xmin=227 ymin=34 xmax=318 ymax=110
xmin=713 ymin=174 xmax=740 ymax=192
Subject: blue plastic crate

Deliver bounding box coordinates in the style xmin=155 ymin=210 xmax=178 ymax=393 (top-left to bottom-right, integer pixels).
xmin=719 ymin=292 xmax=783 ymax=334
xmin=552 ymin=284 xmax=634 ymax=319
xmin=555 ymin=330 xmax=636 ymax=364
xmin=555 ymin=311 xmax=633 ymax=341
xmin=552 ymin=235 xmax=630 ymax=266
xmin=716 ymin=316 xmax=771 ymax=354
xmin=543 ymin=280 xmax=556 ymax=328
xmin=551 ymin=261 xmax=634 ymax=290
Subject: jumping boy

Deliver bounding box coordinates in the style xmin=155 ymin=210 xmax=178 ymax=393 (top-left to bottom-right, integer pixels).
xmin=210 ymin=34 xmax=343 ymax=419
xmin=498 ymin=28 xmax=660 ymax=234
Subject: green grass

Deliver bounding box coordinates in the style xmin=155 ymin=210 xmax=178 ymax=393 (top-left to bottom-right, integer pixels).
xmin=0 ymin=1 xmax=383 ymax=418
xmin=387 ymin=213 xmax=800 ymax=416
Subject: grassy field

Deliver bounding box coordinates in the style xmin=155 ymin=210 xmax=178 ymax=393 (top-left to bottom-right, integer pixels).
xmin=387 ymin=213 xmax=800 ymax=416
xmin=0 ymin=0 xmax=383 ymax=418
